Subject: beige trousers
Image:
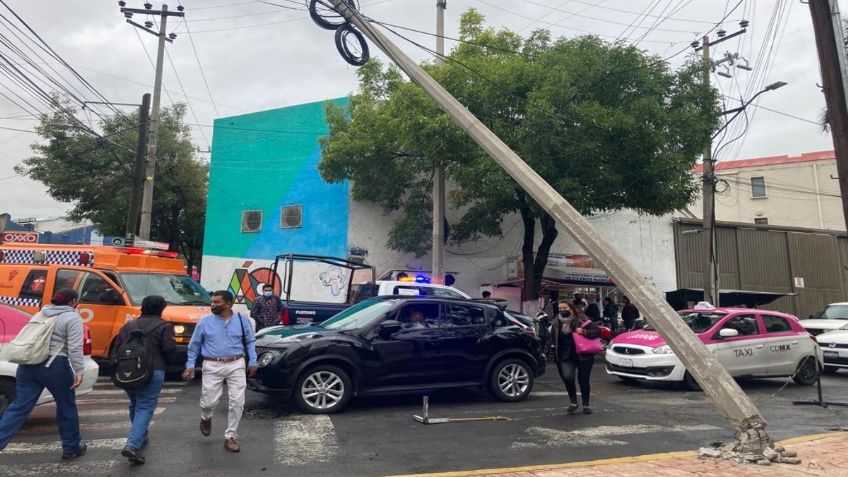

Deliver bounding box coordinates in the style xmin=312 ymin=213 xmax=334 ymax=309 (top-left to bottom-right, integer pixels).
xmin=200 ymin=358 xmax=246 ymax=439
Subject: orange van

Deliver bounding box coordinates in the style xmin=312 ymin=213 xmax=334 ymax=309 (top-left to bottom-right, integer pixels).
xmin=0 ymin=244 xmax=210 ymax=371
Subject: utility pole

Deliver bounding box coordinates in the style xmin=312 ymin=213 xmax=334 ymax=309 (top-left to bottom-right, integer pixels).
xmin=126 ymin=93 xmax=151 ymax=241
xmin=119 ymin=2 xmax=184 ymax=240
xmin=432 ymin=0 xmax=447 ymax=284
xmin=328 ymin=0 xmax=772 ymax=451
xmin=809 ymin=0 xmax=848 ymax=230
xmin=701 ymin=35 xmax=718 ymax=307
xmin=695 ymin=27 xmax=747 ymax=307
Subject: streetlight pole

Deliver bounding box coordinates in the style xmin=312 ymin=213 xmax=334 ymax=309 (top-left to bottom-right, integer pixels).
xmin=432 ymin=0 xmax=447 ymax=284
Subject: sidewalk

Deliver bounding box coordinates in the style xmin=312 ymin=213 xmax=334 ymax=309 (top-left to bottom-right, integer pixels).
xmin=388 ymin=432 xmax=848 ymax=477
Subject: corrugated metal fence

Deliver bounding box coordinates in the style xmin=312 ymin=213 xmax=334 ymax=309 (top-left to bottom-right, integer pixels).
xmin=674 ymin=218 xmax=847 ymax=318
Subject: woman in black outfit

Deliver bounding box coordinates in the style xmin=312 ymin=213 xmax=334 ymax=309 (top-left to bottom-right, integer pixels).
xmin=551 ymin=300 xmax=601 ymax=414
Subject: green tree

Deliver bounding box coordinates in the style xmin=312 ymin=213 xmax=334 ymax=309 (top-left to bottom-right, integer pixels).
xmin=15 ymin=101 xmax=207 ymax=271
xmin=320 ymin=10 xmax=719 ymax=302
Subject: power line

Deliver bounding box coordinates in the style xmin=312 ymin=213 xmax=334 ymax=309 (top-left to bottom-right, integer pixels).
xmin=522 ymin=0 xmax=698 ymax=34
xmin=165 ymin=48 xmax=211 ymax=148
xmin=178 ymin=15 xmax=220 ymax=117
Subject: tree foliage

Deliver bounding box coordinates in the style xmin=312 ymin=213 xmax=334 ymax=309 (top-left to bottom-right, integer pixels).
xmin=15 ymin=101 xmax=207 ymax=270
xmin=319 ymin=10 xmax=719 ymax=300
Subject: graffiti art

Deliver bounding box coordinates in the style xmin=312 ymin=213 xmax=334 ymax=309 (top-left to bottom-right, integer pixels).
xmin=227 ymin=267 xmax=282 ymax=308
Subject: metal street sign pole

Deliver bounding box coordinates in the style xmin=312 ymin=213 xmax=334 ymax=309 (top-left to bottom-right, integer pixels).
xmin=327 ymin=0 xmax=771 ymax=448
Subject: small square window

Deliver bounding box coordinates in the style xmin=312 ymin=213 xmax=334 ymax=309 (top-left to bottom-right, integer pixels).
xmin=754 ymin=217 xmax=768 ymax=225
xmin=241 ymin=210 xmax=262 ymax=233
xmin=750 ymin=177 xmax=766 ymax=198
xmin=281 ymin=205 xmax=303 ymax=229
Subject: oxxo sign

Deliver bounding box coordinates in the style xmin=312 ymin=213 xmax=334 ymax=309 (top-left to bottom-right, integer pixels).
xmin=1 ymin=231 xmax=39 ymax=243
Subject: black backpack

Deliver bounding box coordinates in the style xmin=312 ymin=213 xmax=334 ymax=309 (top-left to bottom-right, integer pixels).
xmin=112 ymin=320 xmax=165 ymax=389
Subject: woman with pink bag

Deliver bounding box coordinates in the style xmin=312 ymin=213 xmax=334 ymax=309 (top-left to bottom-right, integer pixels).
xmin=550 ymin=300 xmax=602 ymax=415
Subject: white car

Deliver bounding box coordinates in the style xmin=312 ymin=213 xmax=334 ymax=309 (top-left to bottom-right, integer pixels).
xmin=799 ymin=302 xmax=848 ymax=336
xmin=815 ymin=325 xmax=848 ymax=374
xmin=605 ymin=305 xmax=823 ymax=390
xmin=0 ymin=304 xmax=99 ymax=416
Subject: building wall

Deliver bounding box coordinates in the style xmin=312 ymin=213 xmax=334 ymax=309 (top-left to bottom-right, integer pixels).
xmin=691 ymin=152 xmax=845 ymax=231
xmin=201 ymin=98 xmax=350 ymax=305
xmin=348 ymin=199 xmax=678 ymax=296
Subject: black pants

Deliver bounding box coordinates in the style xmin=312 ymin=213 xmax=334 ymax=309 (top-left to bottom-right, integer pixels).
xmin=557 ymin=356 xmax=594 ymax=406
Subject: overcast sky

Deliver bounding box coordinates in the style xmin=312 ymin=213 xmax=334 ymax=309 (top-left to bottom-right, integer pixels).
xmin=0 ymin=0 xmax=836 ymax=219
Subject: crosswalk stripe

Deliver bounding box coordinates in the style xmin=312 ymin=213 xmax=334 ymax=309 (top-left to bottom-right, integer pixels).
xmin=0 ymin=460 xmax=118 ymax=476
xmin=75 ymin=397 xmax=177 ymax=406
xmin=17 ymin=420 xmax=157 ymax=436
xmin=77 ymin=407 xmax=166 ymax=417
xmin=4 ymin=438 xmax=127 ymax=454
xmin=87 ymin=388 xmax=182 ymax=396
xmin=0 ymin=461 xmax=119 ymax=476
xmin=274 ymin=415 xmax=340 ymax=466
xmin=511 ymin=424 xmax=722 ymax=449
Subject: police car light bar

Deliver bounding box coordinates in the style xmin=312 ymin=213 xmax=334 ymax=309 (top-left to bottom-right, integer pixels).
xmin=116 ymin=247 xmax=178 ymax=259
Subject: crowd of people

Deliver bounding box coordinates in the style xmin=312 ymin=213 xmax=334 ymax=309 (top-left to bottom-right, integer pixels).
xmin=0 ymin=289 xmax=257 ymax=465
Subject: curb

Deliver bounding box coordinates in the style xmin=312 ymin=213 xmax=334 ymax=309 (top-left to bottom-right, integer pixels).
xmin=384 ymin=431 xmax=847 ymax=477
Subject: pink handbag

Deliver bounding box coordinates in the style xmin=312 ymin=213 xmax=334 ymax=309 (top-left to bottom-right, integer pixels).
xmin=572 ymin=321 xmax=604 ymax=355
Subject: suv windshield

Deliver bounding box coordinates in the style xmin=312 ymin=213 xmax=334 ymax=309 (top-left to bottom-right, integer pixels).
xmin=119 ymin=273 xmax=210 ymax=306
xmin=810 ymin=304 xmax=848 ymax=320
xmin=321 ymin=298 xmax=399 ymax=331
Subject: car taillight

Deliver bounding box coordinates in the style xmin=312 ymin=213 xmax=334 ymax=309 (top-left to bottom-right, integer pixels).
xmin=83 ymin=327 xmax=92 ymax=355
xmin=280 ymin=308 xmax=290 ymax=326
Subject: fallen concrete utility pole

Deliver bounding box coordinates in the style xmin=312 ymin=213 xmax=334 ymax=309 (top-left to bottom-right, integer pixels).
xmin=328 ymin=0 xmax=773 ymax=451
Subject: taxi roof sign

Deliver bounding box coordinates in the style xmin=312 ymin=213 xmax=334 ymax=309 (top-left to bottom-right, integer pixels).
xmin=693 ymin=301 xmax=715 ymax=310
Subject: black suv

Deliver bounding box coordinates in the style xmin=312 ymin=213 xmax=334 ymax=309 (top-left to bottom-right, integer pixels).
xmin=248 ymin=296 xmax=545 ymax=413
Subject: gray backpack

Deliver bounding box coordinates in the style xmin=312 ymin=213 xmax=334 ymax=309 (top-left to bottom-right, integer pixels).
xmin=0 ymin=311 xmax=60 ymax=365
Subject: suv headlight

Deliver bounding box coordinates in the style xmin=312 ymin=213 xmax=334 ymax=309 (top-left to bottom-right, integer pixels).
xmin=257 ymin=351 xmax=278 ymax=367
xmin=652 ymin=345 xmax=674 ymax=355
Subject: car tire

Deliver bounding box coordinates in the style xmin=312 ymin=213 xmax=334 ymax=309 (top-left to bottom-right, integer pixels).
xmin=490 ymin=358 xmax=534 ymax=402
xmin=293 ymin=365 xmax=352 ymax=414
xmin=823 ymin=365 xmax=840 ymax=375
xmin=683 ymin=371 xmax=702 ymax=391
xmin=792 ymin=356 xmax=820 ymax=386
xmin=0 ymin=380 xmax=16 ymax=417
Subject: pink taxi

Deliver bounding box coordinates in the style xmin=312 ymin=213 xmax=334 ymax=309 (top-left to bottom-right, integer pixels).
xmin=605 ymin=305 xmax=822 ymax=390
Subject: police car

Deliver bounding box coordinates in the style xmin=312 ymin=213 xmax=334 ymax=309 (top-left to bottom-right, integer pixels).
xmin=814 ymin=325 xmax=848 ymax=374
xmin=605 ymin=303 xmax=822 ymax=390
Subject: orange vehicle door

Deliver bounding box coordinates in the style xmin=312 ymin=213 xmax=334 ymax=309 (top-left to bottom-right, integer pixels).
xmin=55 ymin=268 xmax=128 ymax=358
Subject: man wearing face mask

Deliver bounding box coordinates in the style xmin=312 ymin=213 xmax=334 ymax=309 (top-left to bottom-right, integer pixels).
xmin=250 ymin=284 xmax=283 ymax=330
xmin=182 ymin=290 xmax=257 ymax=453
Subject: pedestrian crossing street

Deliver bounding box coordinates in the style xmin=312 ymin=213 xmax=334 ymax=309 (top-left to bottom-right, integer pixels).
xmin=0 ymin=376 xmax=188 ymax=475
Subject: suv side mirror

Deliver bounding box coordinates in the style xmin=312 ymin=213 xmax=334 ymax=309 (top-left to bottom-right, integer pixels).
xmin=718 ymin=328 xmax=739 ymax=338
xmin=379 ymin=320 xmax=401 ymax=337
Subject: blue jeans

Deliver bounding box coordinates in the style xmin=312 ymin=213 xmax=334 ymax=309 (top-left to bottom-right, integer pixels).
xmin=124 ymin=369 xmax=164 ymax=450
xmin=0 ymin=356 xmax=82 ymax=454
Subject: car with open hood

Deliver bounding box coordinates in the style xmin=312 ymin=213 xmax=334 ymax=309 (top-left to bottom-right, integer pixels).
xmin=605 ymin=304 xmax=822 ymax=390
xmin=248 ymin=296 xmax=545 ymax=413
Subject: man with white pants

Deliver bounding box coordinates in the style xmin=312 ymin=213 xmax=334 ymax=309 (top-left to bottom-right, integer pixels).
xmin=182 ymin=290 xmax=257 ymax=453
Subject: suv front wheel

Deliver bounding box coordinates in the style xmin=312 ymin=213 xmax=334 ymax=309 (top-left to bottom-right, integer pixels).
xmin=294 ymin=365 xmax=353 ymax=414
xmin=490 ymin=358 xmax=533 ymax=402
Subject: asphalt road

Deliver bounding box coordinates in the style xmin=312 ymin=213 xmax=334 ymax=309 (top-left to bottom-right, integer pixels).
xmin=2 ymin=361 xmax=848 ymax=476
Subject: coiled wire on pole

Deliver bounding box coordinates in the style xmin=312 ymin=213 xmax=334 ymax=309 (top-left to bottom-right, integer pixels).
xmin=309 ymin=0 xmax=370 ymax=66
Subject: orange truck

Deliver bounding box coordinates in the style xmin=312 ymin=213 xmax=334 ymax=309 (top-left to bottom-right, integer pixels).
xmin=0 ymin=244 xmax=211 ymax=371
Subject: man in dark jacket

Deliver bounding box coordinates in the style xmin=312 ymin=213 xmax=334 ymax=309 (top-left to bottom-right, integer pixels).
xmin=112 ymin=295 xmax=175 ymax=465
xmin=602 ymin=297 xmax=619 ymax=334
xmin=621 ymin=296 xmax=640 ymax=332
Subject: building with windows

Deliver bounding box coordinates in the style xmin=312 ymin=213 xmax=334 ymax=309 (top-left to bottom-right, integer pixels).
xmin=691 ymin=151 xmax=844 ymax=231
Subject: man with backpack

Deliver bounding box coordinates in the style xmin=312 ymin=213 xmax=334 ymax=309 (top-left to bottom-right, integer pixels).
xmin=111 ymin=295 xmax=175 ymax=465
xmin=0 ymin=288 xmax=87 ymax=460
xmin=182 ymin=290 xmax=256 ymax=453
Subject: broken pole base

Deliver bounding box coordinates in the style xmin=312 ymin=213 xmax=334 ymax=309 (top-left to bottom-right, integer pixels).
xmin=698 ymin=417 xmax=800 ymax=466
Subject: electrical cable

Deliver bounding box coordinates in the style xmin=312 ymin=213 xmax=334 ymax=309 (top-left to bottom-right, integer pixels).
xmin=176 ymin=9 xmax=221 ymax=117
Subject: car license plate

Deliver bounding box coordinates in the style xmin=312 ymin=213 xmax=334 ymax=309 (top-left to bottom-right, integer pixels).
xmin=824 ymin=350 xmax=839 ymax=360
xmin=620 ymin=358 xmax=633 ymax=368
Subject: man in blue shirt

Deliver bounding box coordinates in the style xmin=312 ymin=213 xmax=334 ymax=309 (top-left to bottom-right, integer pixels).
xmin=182 ymin=290 xmax=257 ymax=453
